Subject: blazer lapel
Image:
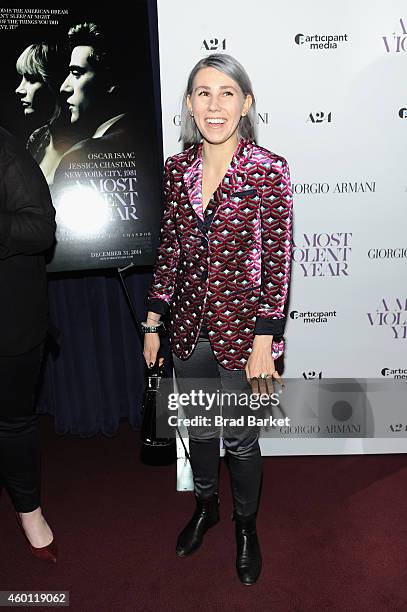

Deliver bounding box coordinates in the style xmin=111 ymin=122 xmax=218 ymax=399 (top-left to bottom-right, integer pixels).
xmin=182 ymin=143 xmax=204 ymax=222
xmin=182 ymin=138 xmax=254 ymax=224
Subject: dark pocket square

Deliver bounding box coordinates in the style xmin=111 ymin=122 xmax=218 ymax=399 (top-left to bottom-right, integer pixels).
xmin=231 ymin=188 xmax=258 ymax=198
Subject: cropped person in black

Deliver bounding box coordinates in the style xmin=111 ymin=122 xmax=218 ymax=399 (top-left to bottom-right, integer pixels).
xmin=0 ymin=125 xmax=57 ymax=563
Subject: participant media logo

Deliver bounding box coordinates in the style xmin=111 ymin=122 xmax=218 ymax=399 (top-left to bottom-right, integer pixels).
xmin=381 ymin=367 xmax=407 ymax=380
xmin=290 ymin=310 xmax=337 ymax=324
xmin=367 ymin=298 xmax=407 ymax=339
xmin=292 ymin=232 xmax=352 ymax=277
xmin=295 ymin=32 xmax=348 ymax=50
xmin=398 ymin=108 xmax=407 ymax=119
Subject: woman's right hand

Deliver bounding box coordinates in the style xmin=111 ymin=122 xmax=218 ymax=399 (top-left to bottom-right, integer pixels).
xmin=143 ymin=332 xmax=164 ymax=368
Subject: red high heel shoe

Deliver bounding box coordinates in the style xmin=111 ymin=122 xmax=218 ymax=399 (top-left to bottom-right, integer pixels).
xmin=16 ymin=512 xmax=58 ymax=563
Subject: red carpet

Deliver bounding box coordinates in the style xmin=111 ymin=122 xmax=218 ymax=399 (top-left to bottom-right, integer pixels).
xmin=1 ymin=416 xmax=407 ymax=611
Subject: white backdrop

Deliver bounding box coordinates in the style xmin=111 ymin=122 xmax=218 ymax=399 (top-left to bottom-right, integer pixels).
xmin=157 ymin=0 xmax=407 ymax=456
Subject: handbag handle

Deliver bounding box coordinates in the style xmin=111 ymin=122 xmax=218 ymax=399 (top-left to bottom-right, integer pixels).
xmin=148 ymin=360 xmax=164 ymax=375
xmin=176 ymin=427 xmax=191 ymax=463
xmin=147 ymin=359 xmax=191 ymax=462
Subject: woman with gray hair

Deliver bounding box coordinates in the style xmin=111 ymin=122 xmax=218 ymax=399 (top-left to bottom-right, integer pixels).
xmin=144 ymin=53 xmax=293 ymax=585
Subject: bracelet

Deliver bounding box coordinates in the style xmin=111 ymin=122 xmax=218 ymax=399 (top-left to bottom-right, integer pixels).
xmin=141 ymin=320 xmax=165 ymax=333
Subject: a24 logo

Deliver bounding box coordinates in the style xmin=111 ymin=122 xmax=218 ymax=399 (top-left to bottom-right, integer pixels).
xmin=201 ymin=38 xmax=227 ymax=51
xmin=302 ymin=371 xmax=322 ymax=380
xmin=308 ymin=112 xmax=332 ymax=123
xmin=389 ymin=424 xmax=407 ymax=432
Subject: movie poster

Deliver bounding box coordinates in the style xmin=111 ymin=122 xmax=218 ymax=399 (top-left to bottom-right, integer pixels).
xmin=0 ymin=4 xmax=163 ymax=271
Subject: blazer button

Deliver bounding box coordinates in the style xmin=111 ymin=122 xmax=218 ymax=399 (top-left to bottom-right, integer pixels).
xmin=201 ymin=270 xmax=208 ymax=281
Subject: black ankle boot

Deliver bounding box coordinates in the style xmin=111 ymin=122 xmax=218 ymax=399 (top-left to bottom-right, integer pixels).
xmin=234 ymin=512 xmax=262 ymax=585
xmin=176 ymin=493 xmax=220 ymax=557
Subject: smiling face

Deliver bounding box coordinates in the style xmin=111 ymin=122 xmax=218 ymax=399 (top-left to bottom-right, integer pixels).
xmin=15 ymin=74 xmax=47 ymax=115
xmin=60 ymin=45 xmax=100 ymax=124
xmin=187 ymin=66 xmax=252 ymax=147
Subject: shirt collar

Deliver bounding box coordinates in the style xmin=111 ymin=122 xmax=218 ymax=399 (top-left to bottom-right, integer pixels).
xmin=92 ymin=114 xmax=126 ymax=138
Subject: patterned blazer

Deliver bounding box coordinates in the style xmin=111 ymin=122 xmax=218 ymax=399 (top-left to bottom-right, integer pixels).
xmin=147 ymin=137 xmax=293 ymax=370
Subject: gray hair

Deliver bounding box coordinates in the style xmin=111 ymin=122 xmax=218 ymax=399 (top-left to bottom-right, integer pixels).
xmin=180 ymin=53 xmax=257 ymax=146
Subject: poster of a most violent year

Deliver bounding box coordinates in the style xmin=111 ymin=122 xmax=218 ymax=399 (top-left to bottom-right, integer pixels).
xmin=0 ymin=4 xmax=163 ymax=272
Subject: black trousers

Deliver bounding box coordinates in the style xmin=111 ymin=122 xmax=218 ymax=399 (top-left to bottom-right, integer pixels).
xmin=0 ymin=344 xmax=43 ymax=513
xmin=172 ymin=337 xmax=262 ymax=516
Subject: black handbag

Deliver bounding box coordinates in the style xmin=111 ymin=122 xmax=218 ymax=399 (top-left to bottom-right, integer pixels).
xmin=140 ymin=361 xmax=176 ymax=465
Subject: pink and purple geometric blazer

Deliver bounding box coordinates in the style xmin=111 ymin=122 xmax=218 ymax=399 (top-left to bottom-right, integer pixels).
xmin=147 ymin=137 xmax=293 ymax=370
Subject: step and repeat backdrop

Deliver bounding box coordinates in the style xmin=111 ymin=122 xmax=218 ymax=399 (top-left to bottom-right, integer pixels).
xmin=157 ymin=0 xmax=407 ymax=455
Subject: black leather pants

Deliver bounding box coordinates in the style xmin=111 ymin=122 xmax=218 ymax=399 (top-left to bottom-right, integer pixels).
xmin=0 ymin=344 xmax=43 ymax=513
xmin=173 ymin=337 xmax=262 ymax=516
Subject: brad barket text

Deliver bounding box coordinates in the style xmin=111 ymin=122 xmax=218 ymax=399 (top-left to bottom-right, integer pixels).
xmin=168 ymin=415 xmax=291 ymax=428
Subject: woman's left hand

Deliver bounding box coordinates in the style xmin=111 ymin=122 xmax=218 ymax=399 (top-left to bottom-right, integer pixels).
xmin=245 ymin=335 xmax=283 ymax=395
